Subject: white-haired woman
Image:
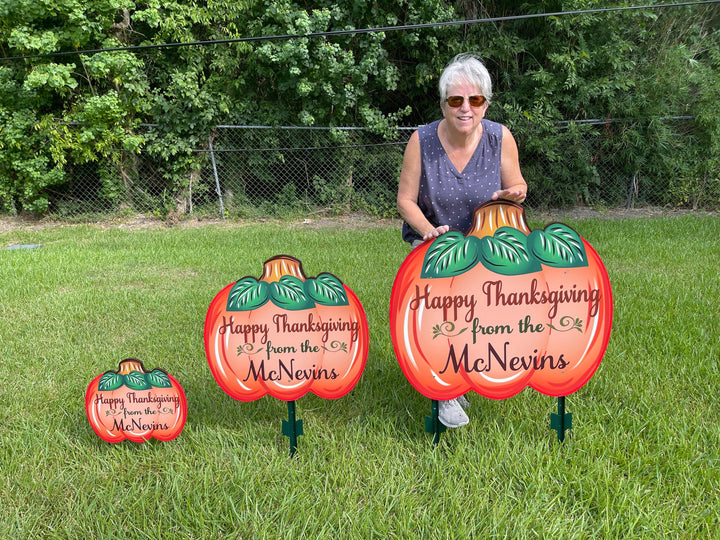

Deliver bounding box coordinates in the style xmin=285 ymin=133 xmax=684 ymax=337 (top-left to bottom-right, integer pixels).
xmin=396 ymin=53 xmax=528 ymax=428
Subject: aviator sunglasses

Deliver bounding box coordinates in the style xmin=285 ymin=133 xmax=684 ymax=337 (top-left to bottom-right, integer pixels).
xmin=445 ymin=95 xmax=486 ymax=108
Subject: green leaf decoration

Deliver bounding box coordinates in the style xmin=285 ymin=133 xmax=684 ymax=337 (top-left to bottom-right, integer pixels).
xmin=145 ymin=369 xmax=172 ymax=388
xmin=421 ymin=232 xmax=482 ymax=278
xmin=305 ymin=273 xmax=348 ymax=306
xmin=432 ymin=321 xmax=468 ymax=339
xmin=237 ymin=343 xmax=262 ymax=355
xmin=528 ymin=224 xmax=588 ymax=268
xmin=321 ymin=341 xmax=348 ymax=353
xmin=125 ymin=371 xmax=151 ymax=391
xmin=98 ymin=371 xmax=124 ymax=392
xmin=478 ymin=227 xmax=542 ymax=276
xmin=547 ymin=316 xmax=584 ymax=333
xmin=227 ymin=277 xmax=271 ymax=311
xmin=270 ymin=276 xmax=314 ymax=310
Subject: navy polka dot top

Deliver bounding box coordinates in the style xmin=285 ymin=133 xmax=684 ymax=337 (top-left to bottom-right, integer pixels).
xmin=402 ymin=118 xmax=503 ymax=243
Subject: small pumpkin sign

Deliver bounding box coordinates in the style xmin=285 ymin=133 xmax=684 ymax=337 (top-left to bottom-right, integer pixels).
xmin=204 ymin=255 xmax=369 ymax=401
xmin=85 ymin=358 xmax=187 ymax=443
xmin=390 ymin=201 xmax=613 ymax=400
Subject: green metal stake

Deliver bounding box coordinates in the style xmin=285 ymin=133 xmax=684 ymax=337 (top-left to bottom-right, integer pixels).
xmin=550 ymin=395 xmax=572 ymax=443
xmin=282 ymin=400 xmax=303 ymax=457
xmin=425 ymin=399 xmax=446 ymax=445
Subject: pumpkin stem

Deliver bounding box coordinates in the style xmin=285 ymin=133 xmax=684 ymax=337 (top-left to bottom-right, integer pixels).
xmin=467 ymin=201 xmax=530 ymax=238
xmin=118 ymin=358 xmax=146 ymax=375
xmin=260 ymin=255 xmax=307 ymax=283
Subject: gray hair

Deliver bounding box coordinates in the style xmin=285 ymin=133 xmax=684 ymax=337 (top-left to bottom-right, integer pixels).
xmin=438 ymin=53 xmax=493 ymax=105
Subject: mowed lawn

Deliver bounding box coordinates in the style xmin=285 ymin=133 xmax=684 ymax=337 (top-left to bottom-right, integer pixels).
xmin=0 ymin=212 xmax=718 ymax=538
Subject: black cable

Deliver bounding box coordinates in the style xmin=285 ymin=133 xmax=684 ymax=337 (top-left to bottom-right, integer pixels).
xmin=1 ymin=0 xmax=718 ymax=62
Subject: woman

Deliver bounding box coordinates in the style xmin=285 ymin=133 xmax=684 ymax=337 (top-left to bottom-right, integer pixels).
xmin=396 ymin=53 xmax=528 ymax=428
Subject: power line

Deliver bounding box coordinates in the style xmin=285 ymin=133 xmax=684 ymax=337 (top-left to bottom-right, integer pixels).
xmin=1 ymin=0 xmax=718 ymax=62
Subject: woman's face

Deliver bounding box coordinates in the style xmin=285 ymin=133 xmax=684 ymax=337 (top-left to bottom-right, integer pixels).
xmin=441 ymin=79 xmax=488 ymax=137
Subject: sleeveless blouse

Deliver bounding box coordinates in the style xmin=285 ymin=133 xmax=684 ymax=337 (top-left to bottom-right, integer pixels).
xmin=402 ymin=118 xmax=503 ymax=243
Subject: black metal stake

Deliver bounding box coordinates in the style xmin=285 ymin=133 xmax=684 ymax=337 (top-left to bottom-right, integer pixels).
xmin=550 ymin=395 xmax=572 ymax=443
xmin=425 ymin=399 xmax=446 ymax=445
xmin=282 ymin=400 xmax=304 ymax=456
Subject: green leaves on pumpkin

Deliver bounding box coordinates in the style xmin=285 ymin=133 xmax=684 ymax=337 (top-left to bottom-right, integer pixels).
xmin=421 ymin=232 xmax=481 ymax=278
xmin=528 ymin=224 xmax=588 ymax=268
xmin=271 ymin=276 xmax=315 ymax=311
xmin=478 ymin=227 xmax=542 ymax=275
xmin=227 ymin=277 xmax=270 ymax=311
xmin=145 ymin=369 xmax=173 ymax=389
xmin=421 ymin=224 xmax=588 ymax=279
xmin=98 ymin=369 xmax=172 ymax=392
xmin=226 ymin=273 xmax=348 ymax=311
xmin=306 ymin=273 xmax=349 ymax=306
xmin=97 ymin=372 xmax=123 ymax=392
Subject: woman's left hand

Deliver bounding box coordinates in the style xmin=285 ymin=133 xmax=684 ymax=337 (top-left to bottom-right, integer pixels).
xmin=492 ymin=188 xmax=526 ymax=203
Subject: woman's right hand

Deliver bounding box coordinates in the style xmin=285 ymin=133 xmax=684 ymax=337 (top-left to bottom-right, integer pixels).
xmin=422 ymin=225 xmax=450 ymax=241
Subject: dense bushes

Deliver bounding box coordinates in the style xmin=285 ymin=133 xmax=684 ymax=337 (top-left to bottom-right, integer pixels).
xmin=1 ymin=1 xmax=718 ymax=215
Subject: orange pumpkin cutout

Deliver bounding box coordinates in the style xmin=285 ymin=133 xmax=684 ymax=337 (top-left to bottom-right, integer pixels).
xmin=204 ymin=255 xmax=369 ymax=401
xmin=390 ymin=201 xmax=613 ymax=400
xmin=85 ymin=358 xmax=187 ymax=443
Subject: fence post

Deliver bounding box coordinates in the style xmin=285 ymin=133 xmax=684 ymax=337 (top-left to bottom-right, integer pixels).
xmin=626 ymin=172 xmax=639 ymax=209
xmin=209 ymin=135 xmax=225 ymax=220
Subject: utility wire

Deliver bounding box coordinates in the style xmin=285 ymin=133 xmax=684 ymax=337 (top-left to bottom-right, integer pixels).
xmin=1 ymin=0 xmax=718 ymax=62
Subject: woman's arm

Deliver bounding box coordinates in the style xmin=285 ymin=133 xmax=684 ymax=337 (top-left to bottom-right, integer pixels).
xmin=492 ymin=125 xmax=527 ymax=203
xmin=397 ymin=131 xmax=449 ymax=241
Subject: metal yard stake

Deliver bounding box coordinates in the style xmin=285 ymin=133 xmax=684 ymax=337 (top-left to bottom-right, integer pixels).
xmin=282 ymin=400 xmax=304 ymax=457
xmin=550 ymin=395 xmax=572 ymax=443
xmin=425 ymin=399 xmax=446 ymax=445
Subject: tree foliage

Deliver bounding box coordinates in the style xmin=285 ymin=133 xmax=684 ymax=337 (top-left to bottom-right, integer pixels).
xmin=0 ymin=0 xmax=718 ymax=214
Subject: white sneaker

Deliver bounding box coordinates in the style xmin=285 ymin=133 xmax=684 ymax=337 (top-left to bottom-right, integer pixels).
xmin=457 ymin=394 xmax=470 ymax=409
xmin=438 ymin=399 xmax=469 ymax=428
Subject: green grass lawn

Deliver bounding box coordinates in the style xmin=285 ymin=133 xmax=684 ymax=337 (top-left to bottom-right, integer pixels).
xmin=1 ymin=213 xmax=718 ymax=538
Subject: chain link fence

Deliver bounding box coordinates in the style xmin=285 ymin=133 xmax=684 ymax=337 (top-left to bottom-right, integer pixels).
xmin=15 ymin=118 xmax=720 ymax=220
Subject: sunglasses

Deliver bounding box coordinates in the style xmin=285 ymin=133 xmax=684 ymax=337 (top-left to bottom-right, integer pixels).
xmin=445 ymin=95 xmax=486 ymax=108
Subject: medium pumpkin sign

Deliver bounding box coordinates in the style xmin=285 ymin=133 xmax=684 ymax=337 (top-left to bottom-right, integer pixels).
xmin=205 ymin=255 xmax=369 ymax=401
xmin=85 ymin=358 xmax=187 ymax=443
xmin=390 ymin=201 xmax=613 ymax=400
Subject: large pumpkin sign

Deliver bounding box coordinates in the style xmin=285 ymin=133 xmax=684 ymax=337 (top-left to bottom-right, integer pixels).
xmin=204 ymin=255 xmax=369 ymax=401
xmin=390 ymin=201 xmax=613 ymax=400
xmin=85 ymin=358 xmax=187 ymax=443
